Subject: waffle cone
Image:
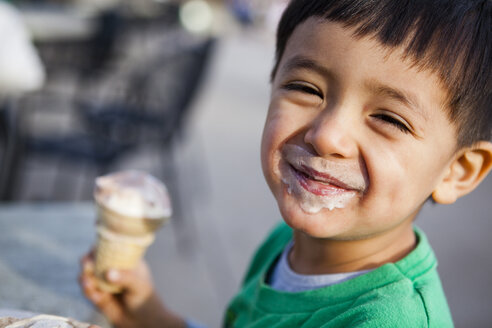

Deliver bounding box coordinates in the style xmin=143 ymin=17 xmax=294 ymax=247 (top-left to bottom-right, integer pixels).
xmin=94 ymin=226 xmax=155 ymax=293
xmin=96 ymin=203 xmax=167 ymax=236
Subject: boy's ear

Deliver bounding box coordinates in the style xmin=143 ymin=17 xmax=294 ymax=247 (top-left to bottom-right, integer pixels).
xmin=432 ymin=141 xmax=492 ymax=204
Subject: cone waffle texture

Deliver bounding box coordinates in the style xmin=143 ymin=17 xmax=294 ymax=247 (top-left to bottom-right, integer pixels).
xmin=94 ymin=226 xmax=155 ymax=293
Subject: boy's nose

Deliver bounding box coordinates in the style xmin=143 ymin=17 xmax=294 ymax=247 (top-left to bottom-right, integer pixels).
xmin=304 ymin=108 xmax=358 ymax=159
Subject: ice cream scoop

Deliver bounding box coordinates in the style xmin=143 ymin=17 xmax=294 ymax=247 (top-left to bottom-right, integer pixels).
xmin=94 ymin=170 xmax=172 ymax=220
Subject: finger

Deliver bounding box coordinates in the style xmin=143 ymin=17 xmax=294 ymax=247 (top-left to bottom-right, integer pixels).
xmin=105 ymin=269 xmax=131 ymax=289
xmin=80 ymin=271 xmax=113 ymax=305
xmin=80 ymin=275 xmax=125 ymax=323
xmin=80 ymin=251 xmax=96 ymax=273
xmin=81 ymin=247 xmax=96 ymax=262
xmin=81 ymin=258 xmax=95 ymax=275
xmin=79 ymin=273 xmax=101 ymax=301
xmin=92 ymin=293 xmax=125 ymax=324
xmin=79 ymin=263 xmax=99 ymax=295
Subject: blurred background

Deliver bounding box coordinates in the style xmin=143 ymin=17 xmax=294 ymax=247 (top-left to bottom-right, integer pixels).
xmin=0 ymin=0 xmax=490 ymax=327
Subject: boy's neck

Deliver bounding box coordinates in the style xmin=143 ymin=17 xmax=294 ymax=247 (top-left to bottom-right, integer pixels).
xmin=289 ymin=221 xmax=417 ymax=275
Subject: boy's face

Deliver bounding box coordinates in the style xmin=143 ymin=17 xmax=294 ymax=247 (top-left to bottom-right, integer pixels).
xmin=261 ymin=18 xmax=459 ymax=240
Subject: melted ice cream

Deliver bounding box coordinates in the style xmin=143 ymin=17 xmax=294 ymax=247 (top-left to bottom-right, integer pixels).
xmin=279 ymin=144 xmax=367 ymax=214
xmin=94 ymin=170 xmax=172 ymax=219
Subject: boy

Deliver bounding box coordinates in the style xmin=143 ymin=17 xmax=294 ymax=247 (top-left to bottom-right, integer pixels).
xmin=80 ymin=0 xmax=492 ymax=327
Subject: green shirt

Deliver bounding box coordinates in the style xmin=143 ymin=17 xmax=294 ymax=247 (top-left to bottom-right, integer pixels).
xmin=224 ymin=223 xmax=453 ymax=327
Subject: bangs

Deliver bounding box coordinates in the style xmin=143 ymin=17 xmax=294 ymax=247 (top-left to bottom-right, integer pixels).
xmin=273 ymin=0 xmax=492 ymax=146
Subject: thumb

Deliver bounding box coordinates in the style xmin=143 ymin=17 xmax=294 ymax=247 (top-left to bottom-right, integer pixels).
xmin=105 ymin=266 xmax=155 ymax=311
xmin=105 ymin=267 xmax=153 ymax=297
xmin=105 ymin=269 xmax=138 ymax=291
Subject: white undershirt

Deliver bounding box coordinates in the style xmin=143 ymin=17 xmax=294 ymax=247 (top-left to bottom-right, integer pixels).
xmin=270 ymin=241 xmax=371 ymax=293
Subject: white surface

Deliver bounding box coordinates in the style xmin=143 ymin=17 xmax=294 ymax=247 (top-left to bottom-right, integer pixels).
xmin=0 ymin=314 xmax=90 ymax=328
xmin=0 ymin=2 xmax=45 ymax=95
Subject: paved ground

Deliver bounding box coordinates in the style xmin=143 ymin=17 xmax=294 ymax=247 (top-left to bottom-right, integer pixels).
xmin=2 ymin=27 xmax=491 ymax=328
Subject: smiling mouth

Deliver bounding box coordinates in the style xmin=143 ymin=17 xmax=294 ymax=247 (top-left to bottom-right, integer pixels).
xmin=289 ymin=164 xmax=357 ymax=197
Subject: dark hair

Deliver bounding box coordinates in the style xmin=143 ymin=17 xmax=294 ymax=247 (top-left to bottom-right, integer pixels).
xmin=272 ymin=0 xmax=492 ymax=148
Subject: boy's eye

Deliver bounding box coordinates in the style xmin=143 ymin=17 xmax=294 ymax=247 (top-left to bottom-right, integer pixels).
xmin=282 ymin=81 xmax=323 ymax=98
xmin=371 ymin=113 xmax=411 ymax=133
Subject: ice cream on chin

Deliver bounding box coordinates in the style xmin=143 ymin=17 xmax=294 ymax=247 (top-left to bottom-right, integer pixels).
xmin=279 ymin=144 xmax=367 ymax=214
xmin=93 ymin=170 xmax=172 ymax=293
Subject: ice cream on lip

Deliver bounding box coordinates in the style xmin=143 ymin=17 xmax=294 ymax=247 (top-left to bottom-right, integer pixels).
xmin=278 ymin=144 xmax=368 ymax=214
xmin=94 ymin=170 xmax=172 ymax=219
xmin=281 ymin=144 xmax=368 ymax=192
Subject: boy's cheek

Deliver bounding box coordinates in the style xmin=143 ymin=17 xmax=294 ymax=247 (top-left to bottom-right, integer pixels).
xmin=260 ymin=131 xmax=277 ymax=184
xmin=261 ymin=115 xmax=285 ymax=154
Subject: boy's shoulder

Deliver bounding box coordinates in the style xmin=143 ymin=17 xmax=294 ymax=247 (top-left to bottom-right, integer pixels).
xmin=314 ymin=263 xmax=453 ymax=327
xmin=229 ymin=224 xmax=453 ymax=328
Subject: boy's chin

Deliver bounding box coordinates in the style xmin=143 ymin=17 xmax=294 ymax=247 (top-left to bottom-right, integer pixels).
xmin=277 ymin=197 xmax=353 ymax=239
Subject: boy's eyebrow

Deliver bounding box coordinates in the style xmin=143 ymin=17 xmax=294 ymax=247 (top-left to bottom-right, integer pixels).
xmin=283 ymin=55 xmax=335 ymax=79
xmin=283 ymin=56 xmax=428 ymax=121
xmin=364 ymin=80 xmax=428 ymax=121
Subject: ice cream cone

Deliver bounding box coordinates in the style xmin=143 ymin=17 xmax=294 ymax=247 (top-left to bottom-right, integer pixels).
xmin=94 ymin=226 xmax=155 ymax=293
xmin=92 ymin=170 xmax=172 ymax=293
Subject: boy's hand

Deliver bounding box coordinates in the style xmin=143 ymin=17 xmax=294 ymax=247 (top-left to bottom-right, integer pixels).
xmin=79 ymin=251 xmax=186 ymax=328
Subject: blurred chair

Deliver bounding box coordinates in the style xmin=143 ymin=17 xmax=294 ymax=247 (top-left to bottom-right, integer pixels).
xmin=0 ymin=103 xmax=12 ymax=199
xmin=30 ymin=8 xmax=122 ymax=82
xmin=0 ymin=1 xmax=46 ymax=200
xmin=3 ymin=36 xmax=216 ymax=201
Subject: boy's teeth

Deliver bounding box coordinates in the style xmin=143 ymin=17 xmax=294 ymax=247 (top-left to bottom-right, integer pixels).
xmin=300 ymin=167 xmax=325 ymax=183
xmin=312 ymin=175 xmax=331 ymax=185
xmin=298 ymin=166 xmax=330 ymax=184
